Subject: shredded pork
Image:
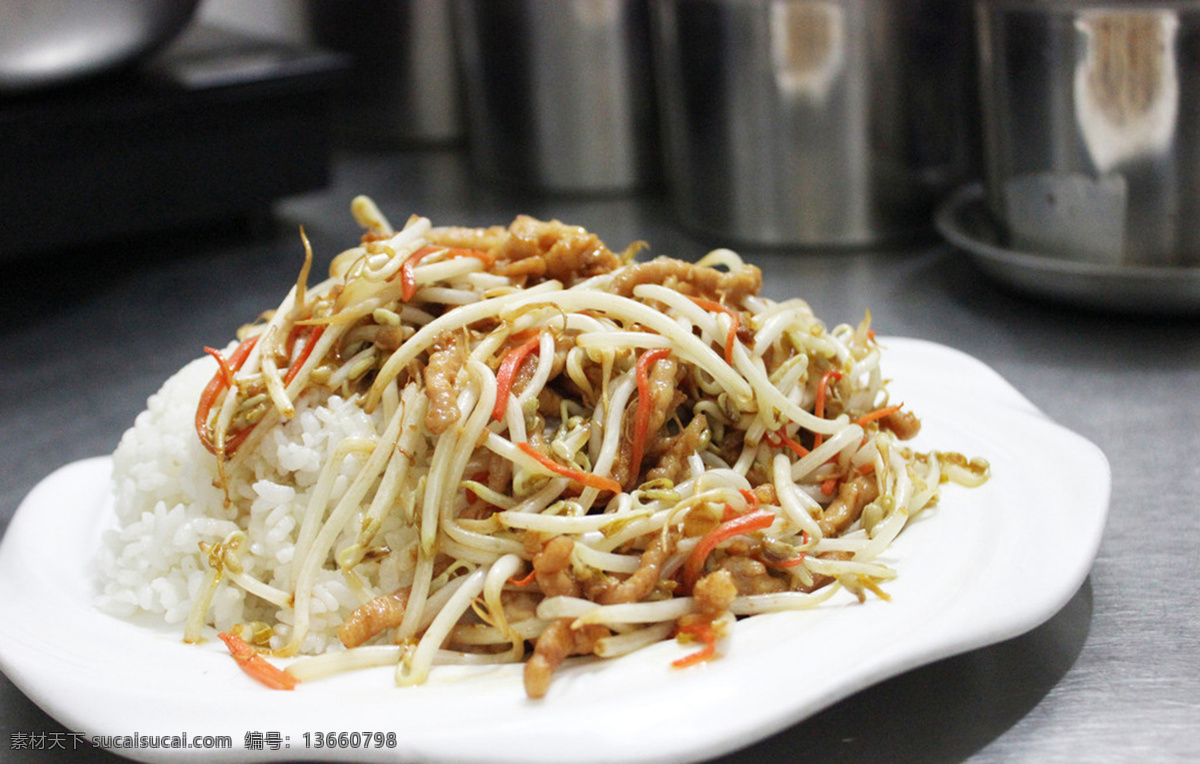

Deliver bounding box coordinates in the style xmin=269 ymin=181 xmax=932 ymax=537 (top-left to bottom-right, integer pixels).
xmin=422 ymin=331 xmax=464 ymax=434
xmin=609 ymin=257 xmax=762 ymax=304
xmin=338 ymin=589 xmax=408 ymax=648
xmin=164 ymin=201 xmax=985 ymax=703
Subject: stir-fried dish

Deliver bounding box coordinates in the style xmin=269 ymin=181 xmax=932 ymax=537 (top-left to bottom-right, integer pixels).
xmin=99 ymin=197 xmax=988 ymax=698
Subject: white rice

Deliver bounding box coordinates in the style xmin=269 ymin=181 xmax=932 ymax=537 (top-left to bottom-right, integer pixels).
xmin=95 ymin=354 xmax=391 ymax=653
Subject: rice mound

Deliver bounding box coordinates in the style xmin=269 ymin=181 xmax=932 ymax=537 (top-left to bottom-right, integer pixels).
xmin=96 ymin=353 xmax=389 ymax=653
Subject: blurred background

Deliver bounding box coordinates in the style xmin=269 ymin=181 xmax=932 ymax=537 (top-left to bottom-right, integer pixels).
xmin=5 ymin=0 xmax=1198 ymax=308
xmin=0 ymin=0 xmax=983 ymax=257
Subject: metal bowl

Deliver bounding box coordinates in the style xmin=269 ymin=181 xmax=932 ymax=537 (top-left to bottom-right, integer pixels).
xmin=454 ymin=0 xmax=660 ymax=193
xmin=0 ymin=0 xmax=200 ymax=93
xmin=976 ymin=0 xmax=1200 ymax=267
xmin=652 ymin=0 xmax=979 ymax=248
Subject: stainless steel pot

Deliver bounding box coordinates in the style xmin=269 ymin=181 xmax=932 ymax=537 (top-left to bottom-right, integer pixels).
xmin=652 ymin=0 xmax=979 ymax=248
xmin=453 ymin=0 xmax=660 ymax=193
xmin=304 ymin=0 xmax=463 ymax=147
xmin=0 ymin=0 xmax=199 ymax=93
xmin=977 ymin=0 xmax=1200 ymax=267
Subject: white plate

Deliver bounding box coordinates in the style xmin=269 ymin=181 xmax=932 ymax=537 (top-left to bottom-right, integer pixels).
xmin=0 ymin=338 xmax=1110 ymax=764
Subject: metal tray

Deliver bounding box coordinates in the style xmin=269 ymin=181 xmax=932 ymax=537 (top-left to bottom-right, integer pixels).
xmin=935 ymin=183 xmax=1200 ymax=314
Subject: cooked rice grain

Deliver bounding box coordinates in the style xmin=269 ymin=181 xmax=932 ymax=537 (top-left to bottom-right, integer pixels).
xmin=96 ymin=354 xmax=387 ymax=653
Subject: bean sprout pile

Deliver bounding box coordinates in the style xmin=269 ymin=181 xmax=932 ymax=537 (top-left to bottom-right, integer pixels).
xmin=191 ymin=197 xmax=988 ymax=698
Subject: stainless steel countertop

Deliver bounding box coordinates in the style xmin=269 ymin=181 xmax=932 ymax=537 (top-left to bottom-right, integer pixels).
xmin=1 ymin=148 xmax=1196 ymax=763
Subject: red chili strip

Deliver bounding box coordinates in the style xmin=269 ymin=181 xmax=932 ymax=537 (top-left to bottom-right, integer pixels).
xmin=516 ymin=442 xmax=622 ymax=495
xmin=399 ymin=247 xmax=435 ymax=301
xmin=463 ymin=469 xmax=491 ymax=504
xmin=400 ymin=245 xmax=491 ymax=301
xmin=284 ymin=325 xmax=325 ymax=387
xmin=492 ymin=332 xmax=544 ymax=421
xmin=773 ymin=553 xmax=809 ymax=568
xmin=628 ymin=348 xmax=672 ymax=483
xmin=508 ymin=568 xmax=537 ymax=587
xmin=687 ymin=296 xmax=740 ymax=365
xmin=671 ymin=621 xmax=718 ymax=669
xmin=812 ymin=370 xmax=843 ymax=449
xmin=738 ymin=488 xmax=760 ymax=511
xmin=855 ymin=402 xmax=905 ymax=428
xmin=218 ymin=632 xmax=298 ymax=691
xmin=681 ymin=509 xmax=775 ymax=593
xmin=204 ymin=347 xmax=235 ymax=388
xmin=195 ymin=335 xmax=259 ymax=456
xmin=765 ymin=428 xmax=810 ymax=459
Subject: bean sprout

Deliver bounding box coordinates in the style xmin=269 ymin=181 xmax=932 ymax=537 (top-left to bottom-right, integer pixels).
xmin=181 ymin=200 xmax=989 ymax=698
